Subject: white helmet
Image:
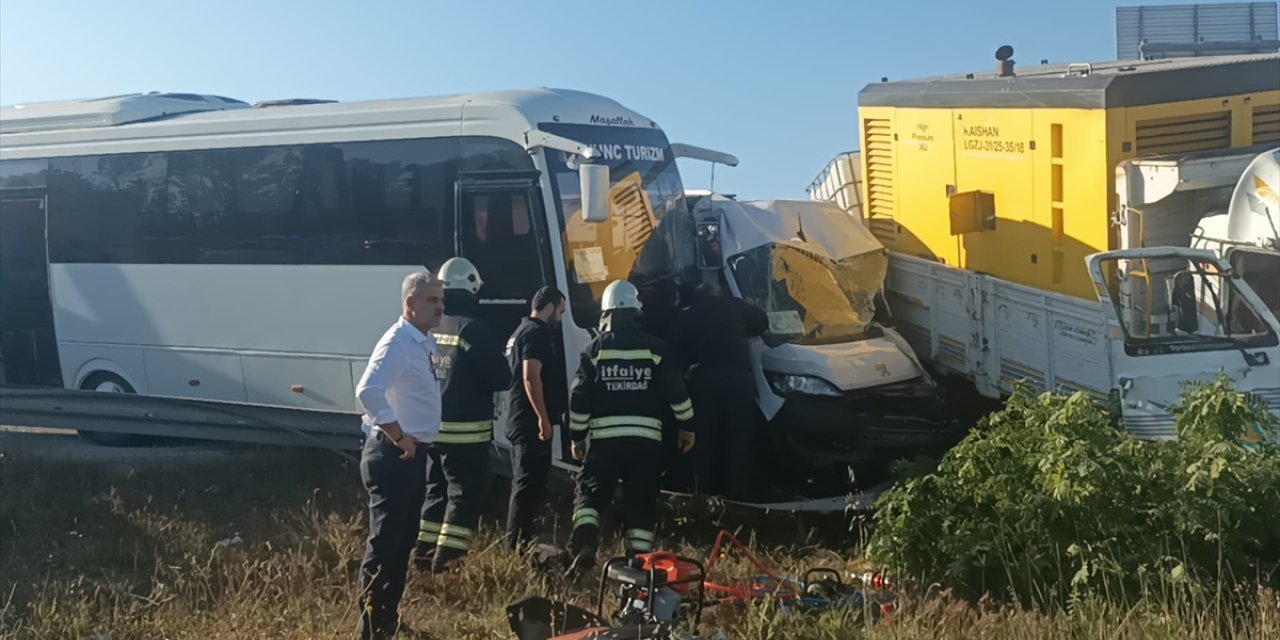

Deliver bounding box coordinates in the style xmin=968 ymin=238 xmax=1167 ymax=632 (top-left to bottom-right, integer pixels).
xmin=437 ymin=257 xmax=483 ymax=295
xmin=601 ymin=280 xmax=641 ymax=311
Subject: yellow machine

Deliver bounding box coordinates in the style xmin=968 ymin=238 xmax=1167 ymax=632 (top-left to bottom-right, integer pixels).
xmin=562 ymin=170 xmax=659 ymax=300
xmin=858 ymin=51 xmax=1280 ymax=299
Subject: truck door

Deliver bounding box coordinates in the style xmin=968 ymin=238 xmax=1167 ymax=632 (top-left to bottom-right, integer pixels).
xmin=1088 ymin=248 xmax=1280 ymax=443
xmin=1227 ymin=247 xmax=1280 ymax=323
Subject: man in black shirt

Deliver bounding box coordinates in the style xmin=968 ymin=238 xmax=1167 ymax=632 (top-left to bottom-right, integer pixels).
xmin=667 ymin=282 xmax=769 ymax=499
xmin=503 ymin=286 xmax=567 ymax=551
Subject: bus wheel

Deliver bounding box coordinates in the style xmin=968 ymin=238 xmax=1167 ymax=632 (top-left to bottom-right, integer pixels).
xmin=77 ymin=372 xmax=146 ymax=447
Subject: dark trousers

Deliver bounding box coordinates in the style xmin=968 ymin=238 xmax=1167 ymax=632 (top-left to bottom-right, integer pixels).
xmin=357 ymin=433 xmax=428 ymax=640
xmin=414 ymin=442 xmax=490 ymax=571
xmin=569 ymin=438 xmax=662 ymax=556
xmin=660 ymin=404 xmax=694 ymax=492
xmin=504 ymin=429 xmax=552 ymax=551
xmin=691 ymin=367 xmax=759 ymax=499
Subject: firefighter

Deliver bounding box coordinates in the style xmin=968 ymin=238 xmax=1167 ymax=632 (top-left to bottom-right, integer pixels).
xmin=566 ymin=280 xmax=695 ymax=570
xmin=636 ymin=280 xmax=692 ymax=492
xmin=667 ymin=282 xmax=768 ymax=500
xmin=413 ymin=258 xmax=512 ymax=572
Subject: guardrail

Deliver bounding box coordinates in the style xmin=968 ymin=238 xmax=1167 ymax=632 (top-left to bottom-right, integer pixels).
xmin=0 ymin=384 xmax=874 ymax=515
xmin=0 ymin=384 xmax=361 ymax=451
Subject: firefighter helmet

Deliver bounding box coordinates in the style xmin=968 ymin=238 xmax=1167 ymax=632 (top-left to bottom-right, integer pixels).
xmin=601 ymin=280 xmax=641 ymax=311
xmin=437 ymin=257 xmax=483 ymax=295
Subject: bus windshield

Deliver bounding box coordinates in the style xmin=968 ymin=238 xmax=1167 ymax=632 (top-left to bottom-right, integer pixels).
xmin=539 ymin=122 xmax=693 ymax=329
xmin=728 ymin=243 xmax=887 ymax=344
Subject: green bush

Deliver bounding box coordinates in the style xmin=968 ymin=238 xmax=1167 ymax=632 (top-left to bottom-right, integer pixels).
xmin=866 ymin=375 xmax=1280 ymax=606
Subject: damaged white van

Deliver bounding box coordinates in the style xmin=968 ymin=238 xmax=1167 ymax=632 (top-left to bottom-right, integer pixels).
xmin=686 ymin=194 xmax=960 ymax=469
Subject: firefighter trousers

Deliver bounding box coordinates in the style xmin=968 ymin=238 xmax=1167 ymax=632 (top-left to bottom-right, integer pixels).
xmin=569 ymin=438 xmax=662 ymax=557
xmin=414 ymin=443 xmax=489 ymax=571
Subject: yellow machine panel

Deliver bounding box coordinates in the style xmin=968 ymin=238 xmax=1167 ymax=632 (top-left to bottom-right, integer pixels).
xmin=858 ymin=53 xmax=1280 ymax=299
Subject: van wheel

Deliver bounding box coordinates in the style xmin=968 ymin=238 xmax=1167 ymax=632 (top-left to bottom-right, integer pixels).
xmin=77 ymin=372 xmax=146 ymax=447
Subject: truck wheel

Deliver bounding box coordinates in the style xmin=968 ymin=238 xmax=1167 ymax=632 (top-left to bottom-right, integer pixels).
xmin=77 ymin=372 xmax=146 ymax=447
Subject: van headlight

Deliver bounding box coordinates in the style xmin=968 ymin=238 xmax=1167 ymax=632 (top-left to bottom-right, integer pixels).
xmin=766 ymin=373 xmax=842 ymax=397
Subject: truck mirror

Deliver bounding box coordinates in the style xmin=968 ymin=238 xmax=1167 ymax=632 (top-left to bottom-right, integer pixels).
xmin=579 ymin=162 xmax=610 ymax=224
xmin=696 ymin=222 xmax=722 ymax=270
xmin=1166 ymin=271 xmax=1199 ymax=334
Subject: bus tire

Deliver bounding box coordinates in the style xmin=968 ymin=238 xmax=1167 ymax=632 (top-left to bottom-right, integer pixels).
xmin=77 ymin=372 xmax=147 ymax=447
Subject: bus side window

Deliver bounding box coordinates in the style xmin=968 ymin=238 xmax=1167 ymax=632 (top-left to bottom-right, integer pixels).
xmin=48 ymin=154 xmax=167 ymax=264
xmin=44 ymin=136 xmax=534 ymax=272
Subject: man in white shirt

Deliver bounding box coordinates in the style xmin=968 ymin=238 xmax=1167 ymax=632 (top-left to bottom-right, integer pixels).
xmin=354 ymin=271 xmax=445 ymax=640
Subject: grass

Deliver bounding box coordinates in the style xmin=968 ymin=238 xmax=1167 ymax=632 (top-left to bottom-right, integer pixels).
xmin=0 ymin=444 xmax=1277 ymax=639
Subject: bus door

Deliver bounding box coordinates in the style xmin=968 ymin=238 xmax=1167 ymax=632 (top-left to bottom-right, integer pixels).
xmin=454 ymin=171 xmax=553 ymax=339
xmin=455 ymin=171 xmax=564 ymax=453
xmin=0 ymin=196 xmax=63 ymax=386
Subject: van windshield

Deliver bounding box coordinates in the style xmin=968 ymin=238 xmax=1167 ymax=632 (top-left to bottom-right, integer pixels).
xmin=728 ymin=243 xmax=887 ymax=344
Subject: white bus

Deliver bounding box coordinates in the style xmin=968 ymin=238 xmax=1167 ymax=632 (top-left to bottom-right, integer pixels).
xmin=0 ymin=88 xmax=731 ymax=451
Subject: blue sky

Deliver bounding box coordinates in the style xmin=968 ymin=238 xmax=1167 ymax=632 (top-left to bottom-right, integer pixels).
xmin=0 ymin=0 xmax=1250 ymax=198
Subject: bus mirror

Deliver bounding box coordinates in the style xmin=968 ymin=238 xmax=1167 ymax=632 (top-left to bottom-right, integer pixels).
xmin=580 ymin=162 xmax=610 ymax=224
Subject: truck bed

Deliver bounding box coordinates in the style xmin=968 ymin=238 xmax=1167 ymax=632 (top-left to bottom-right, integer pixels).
xmin=885 ymin=254 xmax=1114 ymax=403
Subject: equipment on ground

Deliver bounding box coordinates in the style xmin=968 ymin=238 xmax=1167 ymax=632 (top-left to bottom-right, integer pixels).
xmin=509 ymin=530 xmax=895 ymax=639
xmin=597 ymin=552 xmax=707 ymax=630
xmin=701 ymin=529 xmax=892 ymax=619
xmin=506 ymin=594 xmax=715 ymax=640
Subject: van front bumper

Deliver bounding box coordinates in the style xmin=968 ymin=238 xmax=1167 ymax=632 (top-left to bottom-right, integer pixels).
xmin=767 ymin=378 xmax=966 ymax=466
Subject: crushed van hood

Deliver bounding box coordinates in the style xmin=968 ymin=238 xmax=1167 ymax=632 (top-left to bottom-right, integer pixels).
xmin=703 ymin=195 xmax=891 ymax=346
xmin=695 ymin=195 xmax=886 ymax=260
